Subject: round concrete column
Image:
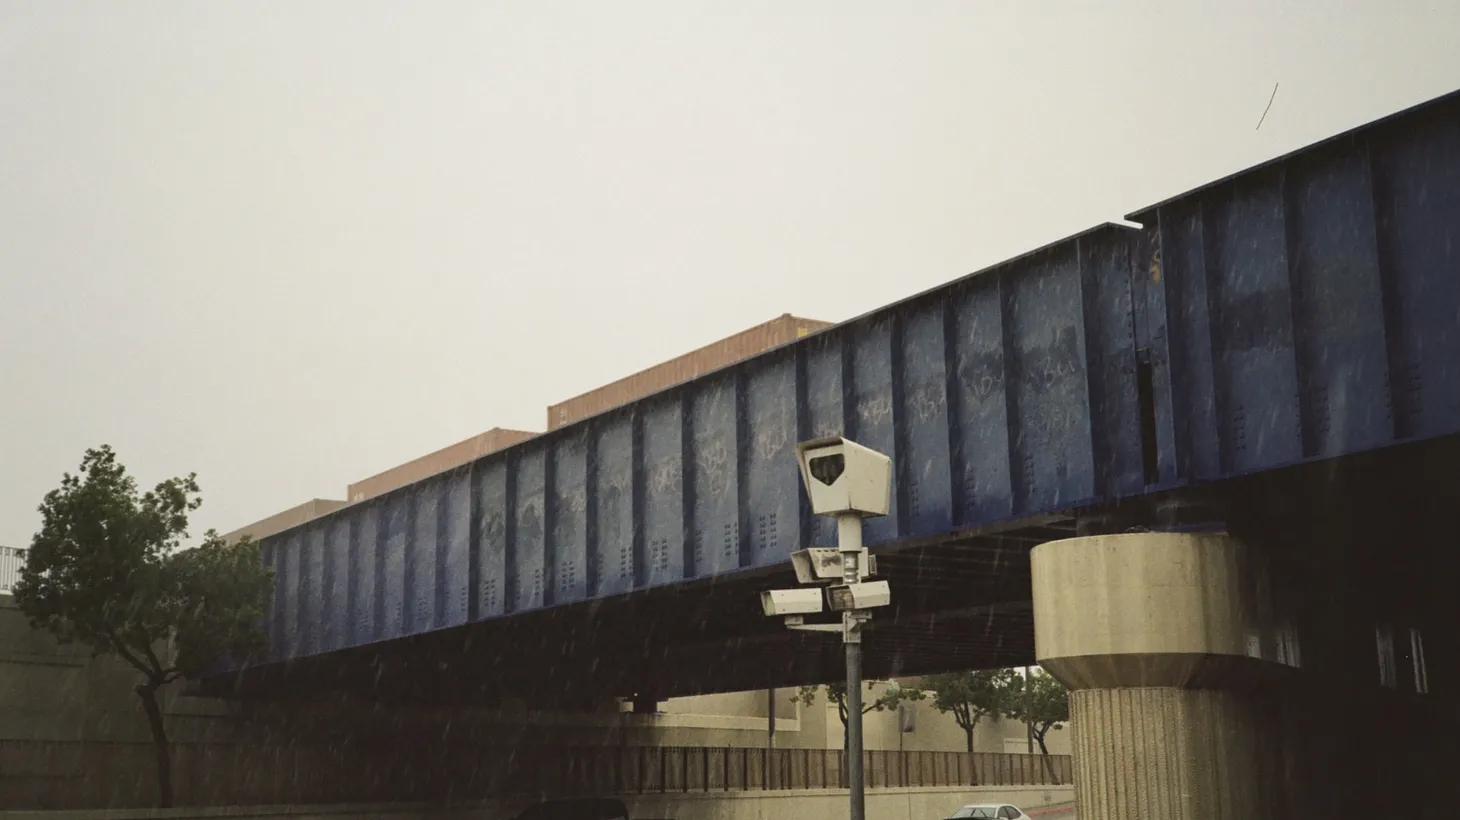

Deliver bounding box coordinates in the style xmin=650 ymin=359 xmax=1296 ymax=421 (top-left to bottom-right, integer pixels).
xmin=1032 ymin=532 xmax=1288 ymax=820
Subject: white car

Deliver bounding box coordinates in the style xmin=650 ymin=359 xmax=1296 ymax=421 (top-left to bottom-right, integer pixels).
xmin=945 ymin=804 xmax=1031 ymax=820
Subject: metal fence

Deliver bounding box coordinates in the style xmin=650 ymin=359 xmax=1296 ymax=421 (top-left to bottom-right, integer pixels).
xmin=501 ymin=746 xmax=1072 ymax=796
xmin=0 ymin=738 xmax=1072 ymax=809
xmin=0 ymin=546 xmax=25 ymax=593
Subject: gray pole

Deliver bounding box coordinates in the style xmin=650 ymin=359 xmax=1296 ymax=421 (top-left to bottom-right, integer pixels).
xmin=838 ymin=514 xmax=867 ymax=820
xmin=845 ymin=633 xmax=865 ymax=820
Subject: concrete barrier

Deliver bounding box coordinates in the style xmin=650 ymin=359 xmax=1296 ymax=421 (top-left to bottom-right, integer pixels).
xmin=0 ymin=787 xmax=1075 ymax=820
xmin=619 ymin=786 xmax=1073 ymax=820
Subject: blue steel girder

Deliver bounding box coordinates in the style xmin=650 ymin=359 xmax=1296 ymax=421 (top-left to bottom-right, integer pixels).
xmin=1129 ymin=95 xmax=1460 ymax=479
xmin=248 ymin=87 xmax=1460 ymax=669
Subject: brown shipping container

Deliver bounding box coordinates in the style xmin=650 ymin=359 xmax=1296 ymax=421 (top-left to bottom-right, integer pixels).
xmin=345 ymin=426 xmax=538 ymax=503
xmin=546 ymin=313 xmax=832 ymax=431
xmin=222 ymin=498 xmax=347 ymax=545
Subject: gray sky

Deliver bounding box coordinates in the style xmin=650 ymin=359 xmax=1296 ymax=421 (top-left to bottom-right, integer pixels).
xmin=2 ymin=1 xmax=1458 ymax=546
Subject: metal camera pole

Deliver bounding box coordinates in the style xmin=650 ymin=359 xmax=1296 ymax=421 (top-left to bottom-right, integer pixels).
xmin=838 ymin=514 xmax=866 ymax=820
xmin=768 ymin=437 xmax=892 ymax=820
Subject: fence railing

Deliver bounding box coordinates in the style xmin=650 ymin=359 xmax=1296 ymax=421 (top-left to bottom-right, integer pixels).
xmin=0 ymin=738 xmax=1072 ymax=810
xmin=498 ymin=746 xmax=1072 ymax=795
xmin=0 ymin=546 xmax=25 ymax=593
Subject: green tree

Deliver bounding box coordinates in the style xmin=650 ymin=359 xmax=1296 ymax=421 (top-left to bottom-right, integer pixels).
xmin=13 ymin=446 xmax=274 ymax=808
xmin=792 ymin=680 xmax=925 ymax=750
xmin=1010 ymin=668 xmax=1069 ymax=757
xmin=921 ymin=669 xmax=1019 ymax=752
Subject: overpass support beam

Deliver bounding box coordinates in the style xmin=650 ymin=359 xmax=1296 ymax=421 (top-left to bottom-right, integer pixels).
xmin=1032 ymin=531 xmax=1296 ymax=820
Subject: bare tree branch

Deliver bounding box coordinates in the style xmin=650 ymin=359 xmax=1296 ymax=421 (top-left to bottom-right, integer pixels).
xmin=1257 ymin=82 xmax=1280 ymax=130
xmin=107 ymin=629 xmax=160 ymax=681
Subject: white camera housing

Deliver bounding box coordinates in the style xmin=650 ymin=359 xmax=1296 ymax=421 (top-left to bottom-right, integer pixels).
xmin=791 ymin=547 xmax=878 ymax=585
xmin=825 ymin=580 xmax=892 ymax=612
xmin=795 ymin=436 xmax=892 ymax=518
xmin=760 ymin=587 xmax=825 ymax=617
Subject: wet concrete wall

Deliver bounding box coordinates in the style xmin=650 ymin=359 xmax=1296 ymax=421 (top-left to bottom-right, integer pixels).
xmin=0 ymin=785 xmax=1073 ymax=820
xmin=2 ymin=595 xmax=1062 ymax=809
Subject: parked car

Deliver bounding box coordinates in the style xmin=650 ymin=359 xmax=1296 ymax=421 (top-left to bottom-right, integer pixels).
xmin=946 ymin=803 xmax=1031 ymax=820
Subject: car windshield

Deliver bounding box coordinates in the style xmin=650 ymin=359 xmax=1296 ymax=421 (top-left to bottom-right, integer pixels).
xmin=950 ymin=808 xmax=1000 ymax=819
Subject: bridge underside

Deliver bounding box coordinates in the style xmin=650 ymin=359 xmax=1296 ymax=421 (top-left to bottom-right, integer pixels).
xmin=202 ymin=519 xmax=1065 ymax=705
xmin=203 ymin=433 xmax=1460 ymax=709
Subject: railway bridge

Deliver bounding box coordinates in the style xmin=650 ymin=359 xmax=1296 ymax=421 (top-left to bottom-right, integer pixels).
xmin=209 ymin=89 xmax=1460 ymax=818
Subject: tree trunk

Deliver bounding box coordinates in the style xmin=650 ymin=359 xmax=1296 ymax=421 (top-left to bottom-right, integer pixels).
xmin=838 ymin=699 xmax=849 ymax=753
xmin=1035 ymin=734 xmax=1056 ymax=784
xmin=955 ymin=706 xmax=974 ymax=753
xmin=136 ymin=682 xmax=173 ymax=808
xmin=958 ymin=722 xmax=977 ymax=784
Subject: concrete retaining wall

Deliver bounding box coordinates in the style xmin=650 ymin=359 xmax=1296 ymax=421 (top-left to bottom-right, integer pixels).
xmin=2 ymin=595 xmax=1070 ymax=811
xmin=0 ymin=787 xmax=1074 ymax=820
xmin=619 ymin=786 xmax=1072 ymax=820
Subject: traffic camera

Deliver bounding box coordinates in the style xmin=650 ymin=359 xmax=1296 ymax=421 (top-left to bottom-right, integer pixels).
xmin=795 ymin=436 xmax=892 ymax=518
xmin=791 ymin=547 xmax=877 ymax=585
xmin=825 ymin=580 xmax=892 ymax=612
xmin=760 ymin=587 xmax=825 ymax=617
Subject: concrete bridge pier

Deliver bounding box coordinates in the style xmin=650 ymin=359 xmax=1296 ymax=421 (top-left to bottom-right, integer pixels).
xmin=1031 ymin=530 xmax=1298 ymax=820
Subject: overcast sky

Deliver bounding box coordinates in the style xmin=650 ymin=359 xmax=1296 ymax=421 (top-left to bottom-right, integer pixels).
xmin=2 ymin=1 xmax=1458 ymax=546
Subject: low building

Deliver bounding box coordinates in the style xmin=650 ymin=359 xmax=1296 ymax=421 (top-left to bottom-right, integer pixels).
xmin=221 ymin=498 xmax=346 ymax=545
xmin=345 ymin=426 xmax=538 ymax=504
xmin=545 ymin=313 xmax=832 ymax=431
xmin=0 ymin=545 xmax=24 ymax=594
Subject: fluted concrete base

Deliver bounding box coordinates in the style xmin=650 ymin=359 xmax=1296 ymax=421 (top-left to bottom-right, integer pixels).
xmin=1032 ymin=532 xmax=1295 ymax=820
xmin=1069 ymin=687 xmax=1280 ymax=820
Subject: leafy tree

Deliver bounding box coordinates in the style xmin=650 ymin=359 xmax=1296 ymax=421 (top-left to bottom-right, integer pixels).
xmin=13 ymin=446 xmax=274 ymax=808
xmin=1010 ymin=668 xmax=1069 ymax=756
xmin=792 ymin=679 xmax=925 ymax=749
xmin=921 ymin=669 xmax=1019 ymax=752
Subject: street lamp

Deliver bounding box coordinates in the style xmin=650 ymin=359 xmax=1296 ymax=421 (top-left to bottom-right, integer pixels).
xmin=759 ymin=436 xmax=892 ymax=820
